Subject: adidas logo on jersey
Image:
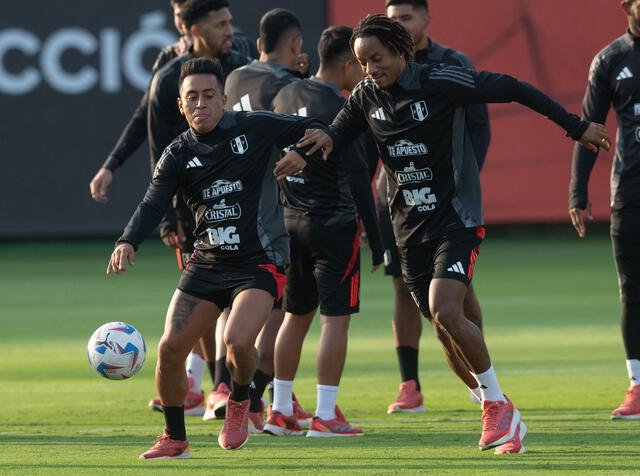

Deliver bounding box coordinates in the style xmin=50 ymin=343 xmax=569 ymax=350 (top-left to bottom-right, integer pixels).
xmin=446 ymin=261 xmax=465 ymax=275
xmin=617 ymin=67 xmax=634 ymax=80
xmin=232 ymin=94 xmax=252 ymax=111
xmin=186 ymin=157 xmax=203 ymax=169
xmin=371 ymin=107 xmax=388 ymax=121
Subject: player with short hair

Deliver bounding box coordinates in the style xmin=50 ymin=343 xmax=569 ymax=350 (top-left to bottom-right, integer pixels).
xmin=224 ymin=8 xmax=308 ymax=112
xmin=569 ymin=0 xmax=640 ymax=420
xmin=108 ymin=57 xmax=327 ymax=459
xmin=297 ymin=14 xmax=610 ymax=454
xmin=220 ymin=8 xmax=314 ymax=432
xmin=265 ymin=26 xmax=384 ymax=437
xmin=383 ymin=0 xmax=490 ymax=413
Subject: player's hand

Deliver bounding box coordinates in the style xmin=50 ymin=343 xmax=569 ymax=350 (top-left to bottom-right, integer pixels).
xmin=107 ymin=243 xmax=135 ymax=275
xmin=161 ymin=231 xmax=184 ymax=249
xmin=296 ymin=129 xmax=334 ymax=160
xmin=274 ymin=150 xmax=307 ymax=181
xmin=296 ymin=53 xmax=310 ymax=75
xmin=90 ymin=168 xmax=113 ymax=203
xmin=569 ymin=201 xmax=592 ymax=238
xmin=371 ymin=264 xmax=381 ymax=273
xmin=578 ymin=122 xmax=611 ymax=153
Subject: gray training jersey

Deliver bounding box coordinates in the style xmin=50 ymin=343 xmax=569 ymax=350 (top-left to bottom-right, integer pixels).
xmin=224 ymin=60 xmax=302 ymax=112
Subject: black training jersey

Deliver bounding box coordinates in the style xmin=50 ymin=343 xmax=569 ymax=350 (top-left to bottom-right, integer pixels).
xmin=224 ymin=60 xmax=302 ymax=112
xmin=331 ymin=62 xmax=588 ymax=246
xmin=118 ymin=111 xmax=324 ymax=266
xmin=377 ymin=38 xmax=492 ymax=213
xmin=147 ymin=50 xmax=251 ymax=170
xmin=272 ymin=77 xmax=364 ymax=224
xmin=570 ymin=31 xmax=640 ymax=208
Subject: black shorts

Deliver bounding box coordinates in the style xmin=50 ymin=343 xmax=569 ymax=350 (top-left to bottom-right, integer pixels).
xmin=378 ymin=204 xmax=402 ymax=277
xmin=399 ymin=227 xmax=485 ymax=317
xmin=611 ymin=203 xmax=640 ymax=303
xmin=178 ymin=258 xmax=286 ymax=311
xmin=283 ymin=215 xmax=360 ymax=316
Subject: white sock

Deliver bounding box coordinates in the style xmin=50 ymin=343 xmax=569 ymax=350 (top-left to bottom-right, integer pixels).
xmin=626 ymin=359 xmax=640 ymax=388
xmin=471 ymin=365 xmax=506 ymax=403
xmin=272 ymin=378 xmax=294 ymax=416
xmin=185 ymin=352 xmax=206 ymax=392
xmin=469 ymin=386 xmax=482 ymax=402
xmin=316 ymin=384 xmax=339 ymax=420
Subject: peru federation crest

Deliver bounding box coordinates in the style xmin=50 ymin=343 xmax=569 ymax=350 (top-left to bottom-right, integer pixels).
xmin=410 ymin=101 xmax=429 ymax=122
xmin=230 ymin=135 xmax=248 ymax=154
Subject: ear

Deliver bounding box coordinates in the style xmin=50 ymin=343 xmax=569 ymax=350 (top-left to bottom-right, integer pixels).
xmin=190 ymin=23 xmax=200 ymax=37
xmin=257 ymin=37 xmax=264 ymax=54
xmin=425 ymin=11 xmax=432 ymax=29
xmin=622 ymin=0 xmax=631 ymax=15
xmin=177 ymin=96 xmax=185 ymax=116
xmin=222 ymin=94 xmax=227 ymax=107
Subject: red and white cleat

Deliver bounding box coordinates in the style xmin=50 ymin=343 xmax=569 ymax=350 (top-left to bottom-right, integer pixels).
xmin=478 ymin=396 xmax=521 ymax=451
xmin=292 ymin=393 xmax=313 ymax=427
xmin=494 ymin=421 xmax=527 ymax=455
xmin=306 ymin=406 xmax=364 ymax=437
xmin=203 ymin=382 xmax=230 ymax=421
xmin=139 ymin=429 xmax=192 ymax=460
xmin=218 ymin=399 xmax=250 ymax=450
xmin=387 ymin=380 xmax=425 ymax=414
xmin=263 ymin=406 xmax=304 ymax=436
xmin=611 ymin=385 xmax=640 ymax=420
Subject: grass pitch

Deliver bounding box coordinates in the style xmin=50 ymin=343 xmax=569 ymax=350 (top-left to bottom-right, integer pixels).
xmin=1 ymin=231 xmax=639 ymax=475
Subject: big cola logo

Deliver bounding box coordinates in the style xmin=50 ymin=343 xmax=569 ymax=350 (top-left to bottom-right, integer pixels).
xmin=0 ymin=11 xmax=176 ymax=95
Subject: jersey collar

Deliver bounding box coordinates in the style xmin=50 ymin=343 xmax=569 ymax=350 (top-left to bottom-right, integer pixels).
xmin=624 ymin=29 xmax=640 ymax=47
xmin=394 ymin=62 xmax=421 ymax=91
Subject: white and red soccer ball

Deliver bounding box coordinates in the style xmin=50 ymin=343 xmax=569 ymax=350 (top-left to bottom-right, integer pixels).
xmin=87 ymin=322 xmax=146 ymax=380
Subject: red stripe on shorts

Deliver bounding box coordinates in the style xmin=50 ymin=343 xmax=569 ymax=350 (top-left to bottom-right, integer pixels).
xmin=467 ymin=247 xmax=479 ymax=280
xmin=259 ymin=264 xmax=287 ymax=300
xmin=350 ymin=270 xmax=359 ymax=307
xmin=341 ymin=223 xmax=360 ymax=283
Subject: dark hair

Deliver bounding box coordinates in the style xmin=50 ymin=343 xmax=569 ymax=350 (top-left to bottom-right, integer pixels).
xmin=259 ymin=8 xmax=302 ymax=54
xmin=179 ymin=57 xmax=224 ymax=90
xmin=351 ymin=14 xmax=415 ymax=61
xmin=385 ymin=0 xmax=428 ymax=11
xmin=169 ymin=0 xmax=188 ymax=6
xmin=317 ymin=26 xmax=354 ymax=68
xmin=181 ymin=0 xmax=229 ymax=29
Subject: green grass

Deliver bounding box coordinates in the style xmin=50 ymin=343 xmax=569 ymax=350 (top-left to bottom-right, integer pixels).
xmin=1 ymin=233 xmax=639 ymax=475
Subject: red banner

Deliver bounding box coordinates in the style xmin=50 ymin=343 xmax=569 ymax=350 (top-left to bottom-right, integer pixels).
xmin=328 ymin=0 xmax=624 ymax=223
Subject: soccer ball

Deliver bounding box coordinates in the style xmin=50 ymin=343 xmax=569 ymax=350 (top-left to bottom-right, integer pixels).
xmin=87 ymin=322 xmax=146 ymax=380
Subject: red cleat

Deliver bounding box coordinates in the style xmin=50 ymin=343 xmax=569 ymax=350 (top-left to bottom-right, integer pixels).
xmin=292 ymin=393 xmax=313 ymax=427
xmin=139 ymin=429 xmax=191 ymax=460
xmin=306 ymin=406 xmax=364 ymax=437
xmin=248 ymin=401 xmax=265 ymax=434
xmin=611 ymin=385 xmax=640 ymax=420
xmin=478 ymin=396 xmax=521 ymax=451
xmin=387 ymin=380 xmax=425 ymax=414
xmin=203 ymin=382 xmax=230 ymax=421
xmin=263 ymin=406 xmax=304 ymax=436
xmin=218 ymin=399 xmax=250 ymax=450
xmin=494 ymin=421 xmax=527 ymax=454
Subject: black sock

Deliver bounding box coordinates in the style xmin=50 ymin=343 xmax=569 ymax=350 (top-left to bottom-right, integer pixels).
xmin=162 ymin=406 xmax=186 ymax=441
xmin=214 ymin=356 xmax=231 ymax=391
xmin=622 ymin=301 xmax=640 ymax=359
xmin=207 ymin=361 xmax=216 ymax=387
xmin=230 ymin=381 xmax=250 ymax=402
xmin=249 ymin=369 xmax=273 ymax=412
xmin=396 ymin=346 xmax=420 ymax=391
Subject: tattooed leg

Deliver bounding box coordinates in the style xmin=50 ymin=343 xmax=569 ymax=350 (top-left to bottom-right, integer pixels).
xmin=157 ymin=289 xmax=221 ymax=406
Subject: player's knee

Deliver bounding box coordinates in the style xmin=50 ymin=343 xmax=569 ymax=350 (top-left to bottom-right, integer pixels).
xmin=224 ymin=334 xmax=253 ymax=359
xmin=430 ymin=303 xmax=461 ymax=330
xmin=157 ymin=338 xmax=186 ymax=366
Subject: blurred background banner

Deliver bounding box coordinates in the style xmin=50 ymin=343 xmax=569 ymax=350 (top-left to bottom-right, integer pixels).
xmin=0 ymin=0 xmax=324 ymax=238
xmin=330 ymin=0 xmax=625 ymax=223
xmin=0 ymin=0 xmax=624 ymax=238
